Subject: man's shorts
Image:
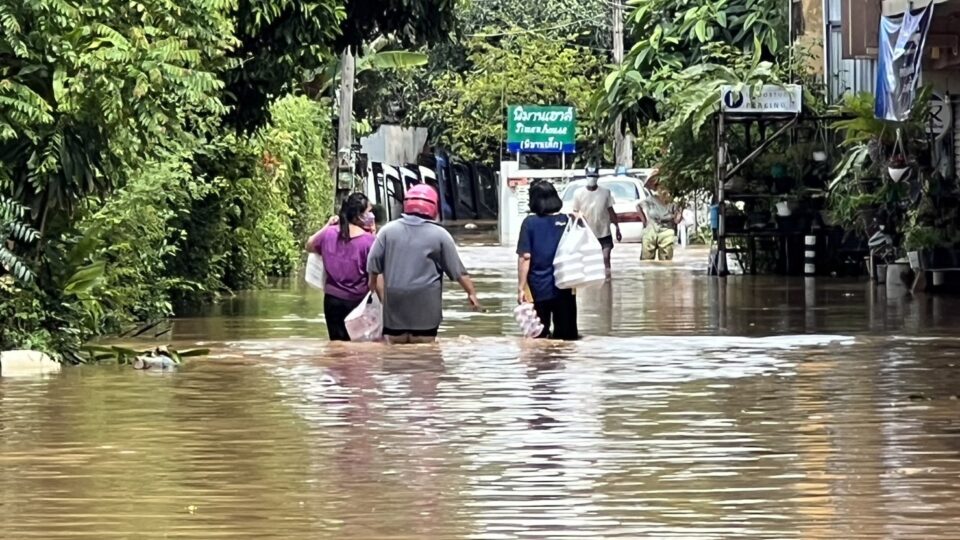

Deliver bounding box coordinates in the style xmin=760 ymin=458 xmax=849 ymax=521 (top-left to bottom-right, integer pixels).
xmin=383 ymin=327 xmax=439 ymax=337
xmin=598 ymin=235 xmax=614 ymax=251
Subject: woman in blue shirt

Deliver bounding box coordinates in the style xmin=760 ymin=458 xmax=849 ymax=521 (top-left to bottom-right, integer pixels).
xmin=516 ymin=180 xmax=579 ymax=340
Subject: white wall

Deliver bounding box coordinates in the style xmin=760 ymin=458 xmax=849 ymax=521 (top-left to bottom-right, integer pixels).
xmin=360 ymin=125 xmax=429 ymax=165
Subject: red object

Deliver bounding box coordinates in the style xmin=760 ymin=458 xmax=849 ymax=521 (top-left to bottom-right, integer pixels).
xmin=617 ymin=211 xmax=645 ymax=223
xmin=403 ymin=184 xmax=440 ymax=219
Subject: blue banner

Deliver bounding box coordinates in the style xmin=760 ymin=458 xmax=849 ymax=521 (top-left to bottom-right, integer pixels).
xmin=875 ymin=3 xmax=934 ymax=121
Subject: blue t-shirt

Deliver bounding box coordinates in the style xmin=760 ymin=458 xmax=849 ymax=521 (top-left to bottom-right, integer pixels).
xmin=516 ymin=214 xmax=568 ymax=302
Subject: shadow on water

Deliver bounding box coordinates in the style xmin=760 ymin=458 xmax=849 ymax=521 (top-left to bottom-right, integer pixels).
xmin=3 ymin=243 xmax=960 ymax=538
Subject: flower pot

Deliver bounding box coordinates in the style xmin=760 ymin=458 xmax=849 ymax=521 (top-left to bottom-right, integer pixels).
xmin=888 ymin=166 xmax=910 ymax=182
xmin=907 ymin=251 xmax=921 ymax=270
xmin=886 ymin=262 xmax=913 ymax=294
xmin=876 ymin=264 xmax=888 ymax=284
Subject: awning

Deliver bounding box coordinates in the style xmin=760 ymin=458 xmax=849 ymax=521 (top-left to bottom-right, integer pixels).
xmin=883 ymin=0 xmax=951 ymax=17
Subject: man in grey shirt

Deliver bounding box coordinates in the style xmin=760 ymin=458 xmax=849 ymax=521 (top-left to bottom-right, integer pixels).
xmin=367 ymin=185 xmax=481 ymax=343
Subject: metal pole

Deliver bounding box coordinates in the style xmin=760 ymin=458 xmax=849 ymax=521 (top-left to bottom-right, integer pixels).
xmin=717 ymin=113 xmax=728 ymax=277
xmin=612 ymin=1 xmax=633 ymax=167
xmin=788 ymin=0 xmax=793 ymax=83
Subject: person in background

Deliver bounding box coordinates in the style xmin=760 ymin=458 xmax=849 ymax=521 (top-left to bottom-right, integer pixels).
xmin=678 ymin=207 xmax=695 ymax=248
xmin=517 ymin=180 xmax=579 ymax=341
xmin=640 ymin=170 xmax=683 ymax=261
xmin=306 ymin=193 xmax=376 ymax=341
xmin=367 ymin=184 xmax=481 ymax=344
xmin=572 ymin=166 xmax=621 ymax=278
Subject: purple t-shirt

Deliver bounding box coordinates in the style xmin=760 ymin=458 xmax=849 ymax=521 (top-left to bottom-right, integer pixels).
xmin=314 ymin=227 xmax=376 ymax=302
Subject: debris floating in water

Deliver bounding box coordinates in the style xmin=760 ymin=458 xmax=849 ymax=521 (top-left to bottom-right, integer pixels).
xmin=133 ymin=347 xmax=178 ymax=371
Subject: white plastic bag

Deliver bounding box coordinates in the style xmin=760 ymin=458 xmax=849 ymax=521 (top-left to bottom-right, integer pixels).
xmin=554 ymin=218 xmax=606 ymax=289
xmin=513 ymin=303 xmax=544 ymax=338
xmin=344 ymin=293 xmax=383 ymax=342
xmin=305 ymin=253 xmax=325 ymax=289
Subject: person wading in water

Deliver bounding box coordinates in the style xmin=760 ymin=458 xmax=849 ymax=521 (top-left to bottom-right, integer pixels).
xmin=367 ymin=185 xmax=482 ymax=344
xmin=572 ymin=166 xmax=621 ymax=278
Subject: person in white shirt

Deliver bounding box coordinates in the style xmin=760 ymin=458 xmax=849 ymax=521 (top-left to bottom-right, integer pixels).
xmin=572 ymin=167 xmax=621 ymax=277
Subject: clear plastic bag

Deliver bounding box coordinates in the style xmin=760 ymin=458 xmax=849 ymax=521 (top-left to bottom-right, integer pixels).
xmin=513 ymin=303 xmax=544 ymax=338
xmin=554 ymin=218 xmax=606 ymax=289
xmin=305 ymin=253 xmax=325 ymax=289
xmin=344 ymin=293 xmax=383 ymax=342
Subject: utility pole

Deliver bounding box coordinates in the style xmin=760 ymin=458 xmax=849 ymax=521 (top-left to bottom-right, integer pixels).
xmin=612 ymin=1 xmax=633 ymax=168
xmin=336 ymin=47 xmax=356 ymax=195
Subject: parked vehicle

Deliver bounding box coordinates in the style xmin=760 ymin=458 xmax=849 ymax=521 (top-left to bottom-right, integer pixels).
xmin=366 ymin=151 xmax=500 ymax=223
xmin=560 ymin=176 xmax=653 ymax=243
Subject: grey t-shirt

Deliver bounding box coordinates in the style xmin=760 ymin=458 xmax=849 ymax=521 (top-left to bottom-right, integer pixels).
xmin=367 ymin=215 xmax=468 ymax=331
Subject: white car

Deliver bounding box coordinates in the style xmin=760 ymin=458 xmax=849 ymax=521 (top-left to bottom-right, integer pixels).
xmin=560 ymin=176 xmax=652 ymax=243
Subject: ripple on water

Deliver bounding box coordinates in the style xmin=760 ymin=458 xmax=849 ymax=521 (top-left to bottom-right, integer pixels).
xmin=3 ymin=244 xmax=960 ymax=539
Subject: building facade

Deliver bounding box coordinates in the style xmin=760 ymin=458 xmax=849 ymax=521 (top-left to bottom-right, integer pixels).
xmin=824 ymin=0 xmax=960 ymax=174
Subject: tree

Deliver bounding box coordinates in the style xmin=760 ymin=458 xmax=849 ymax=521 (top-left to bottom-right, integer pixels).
xmin=459 ymin=0 xmax=612 ymax=48
xmin=0 ymin=0 xmax=234 ymax=242
xmin=602 ymin=0 xmax=788 ymax=130
xmin=224 ymin=0 xmax=458 ymax=131
xmin=599 ymin=0 xmax=793 ymax=195
xmin=417 ymin=34 xmax=605 ymax=164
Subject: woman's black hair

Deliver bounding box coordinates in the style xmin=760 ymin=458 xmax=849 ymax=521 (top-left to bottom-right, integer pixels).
xmin=528 ymin=180 xmax=563 ymax=216
xmin=339 ymin=192 xmax=370 ymax=241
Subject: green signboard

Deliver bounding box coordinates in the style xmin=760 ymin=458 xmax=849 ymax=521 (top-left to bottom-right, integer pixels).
xmin=506 ymin=105 xmax=576 ymax=154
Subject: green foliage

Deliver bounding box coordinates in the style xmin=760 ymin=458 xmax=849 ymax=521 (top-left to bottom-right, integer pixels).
xmin=598 ymin=0 xmax=801 ymax=197
xmin=605 ymin=0 xmax=788 ymax=128
xmin=0 ymin=0 xmax=442 ymax=356
xmin=829 ymin=90 xmax=931 ymax=189
xmin=0 ymin=0 xmax=234 ymax=225
xmin=225 ymin=0 xmax=345 ymax=130
xmin=259 ymin=95 xmax=335 ymax=243
xmin=0 ymin=192 xmax=39 ymax=282
xmin=417 ymin=34 xmax=605 ymax=164
xmin=459 ymin=0 xmax=611 ymax=47
xmin=171 ymin=96 xmax=334 ymax=298
xmin=225 ymin=0 xmax=458 ymax=130
xmin=77 ymin=157 xmax=195 ymax=328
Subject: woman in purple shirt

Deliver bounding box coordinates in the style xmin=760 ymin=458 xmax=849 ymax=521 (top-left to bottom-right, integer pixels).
xmin=306 ymin=193 xmax=376 ymax=341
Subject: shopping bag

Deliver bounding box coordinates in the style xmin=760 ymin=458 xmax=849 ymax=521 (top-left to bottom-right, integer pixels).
xmin=344 ymin=292 xmax=383 ymax=342
xmin=305 ymin=253 xmax=325 ymax=289
xmin=554 ymin=218 xmax=606 ymax=289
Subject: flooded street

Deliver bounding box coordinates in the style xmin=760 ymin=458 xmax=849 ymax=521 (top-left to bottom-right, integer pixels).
xmin=3 ymin=242 xmax=960 ymax=538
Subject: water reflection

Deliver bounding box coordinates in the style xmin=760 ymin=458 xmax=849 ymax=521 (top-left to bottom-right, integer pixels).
xmin=2 ymin=244 xmax=960 ymax=538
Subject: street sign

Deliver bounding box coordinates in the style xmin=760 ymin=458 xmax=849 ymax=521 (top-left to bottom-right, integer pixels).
xmin=506 ymin=105 xmax=576 ymax=154
xmin=720 ymin=85 xmax=803 ymax=114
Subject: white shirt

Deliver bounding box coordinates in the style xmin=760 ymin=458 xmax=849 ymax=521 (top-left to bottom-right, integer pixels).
xmin=573 ymin=185 xmax=615 ymax=239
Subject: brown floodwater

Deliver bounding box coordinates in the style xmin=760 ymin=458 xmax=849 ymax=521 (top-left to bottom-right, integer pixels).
xmin=2 ymin=243 xmax=960 ymax=539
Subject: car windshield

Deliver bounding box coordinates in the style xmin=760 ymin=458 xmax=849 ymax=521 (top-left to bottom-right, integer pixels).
xmin=563 ymin=180 xmax=639 ymax=202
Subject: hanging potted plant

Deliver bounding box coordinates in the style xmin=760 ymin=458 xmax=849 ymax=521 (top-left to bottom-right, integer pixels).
xmin=887 ymin=130 xmax=911 ymax=183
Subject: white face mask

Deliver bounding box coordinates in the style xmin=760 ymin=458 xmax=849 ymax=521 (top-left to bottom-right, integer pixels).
xmin=587 ymin=177 xmax=599 ymax=188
